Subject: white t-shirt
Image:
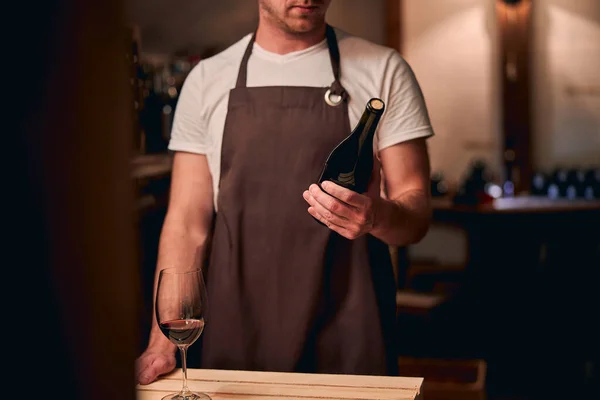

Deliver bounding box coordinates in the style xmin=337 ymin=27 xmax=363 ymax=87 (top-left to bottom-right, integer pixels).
xmin=168 ymin=28 xmax=434 ymax=209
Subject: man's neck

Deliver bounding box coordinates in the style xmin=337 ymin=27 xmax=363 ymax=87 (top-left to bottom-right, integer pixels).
xmin=255 ymin=22 xmax=326 ymax=55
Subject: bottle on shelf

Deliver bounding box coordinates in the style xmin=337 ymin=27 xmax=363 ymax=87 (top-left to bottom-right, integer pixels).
xmin=542 ymin=166 xmax=599 ymax=200
xmin=431 ymin=172 xmax=449 ymax=197
xmin=453 ymin=159 xmax=497 ymax=205
xmin=550 ymin=167 xmax=569 ymax=198
xmin=530 ymin=171 xmax=548 ymax=196
xmin=584 ymin=167 xmax=600 ymax=199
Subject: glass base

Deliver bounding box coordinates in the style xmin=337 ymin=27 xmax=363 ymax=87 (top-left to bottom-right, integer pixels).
xmin=161 ymin=392 xmax=211 ymax=400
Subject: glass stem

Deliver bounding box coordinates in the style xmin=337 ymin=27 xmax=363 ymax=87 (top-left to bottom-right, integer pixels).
xmin=180 ymin=346 xmax=190 ymax=395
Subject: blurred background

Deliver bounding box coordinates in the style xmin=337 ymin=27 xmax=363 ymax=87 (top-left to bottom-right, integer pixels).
xmin=15 ymin=1 xmax=599 ymax=400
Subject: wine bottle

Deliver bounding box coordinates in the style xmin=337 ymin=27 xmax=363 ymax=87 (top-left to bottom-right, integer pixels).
xmin=531 ymin=171 xmax=548 ymax=196
xmin=552 ymin=167 xmax=569 ymax=198
xmin=431 ymin=172 xmax=449 ymax=197
xmin=317 ymin=98 xmax=385 ymax=194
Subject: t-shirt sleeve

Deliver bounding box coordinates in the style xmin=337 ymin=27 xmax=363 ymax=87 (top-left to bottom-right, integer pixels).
xmin=167 ymin=65 xmax=210 ymax=154
xmin=376 ymin=51 xmax=434 ymax=152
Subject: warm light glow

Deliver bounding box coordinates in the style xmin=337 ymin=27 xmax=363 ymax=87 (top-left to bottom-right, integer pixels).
xmin=403 ymin=1 xmax=500 ymax=185
xmin=533 ymin=2 xmax=600 ymax=169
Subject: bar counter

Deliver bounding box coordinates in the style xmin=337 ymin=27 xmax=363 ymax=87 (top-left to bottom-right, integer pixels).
xmin=137 ymin=368 xmax=423 ymax=400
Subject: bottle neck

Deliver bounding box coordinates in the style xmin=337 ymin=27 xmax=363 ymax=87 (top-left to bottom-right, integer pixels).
xmin=356 ymin=111 xmax=381 ymax=150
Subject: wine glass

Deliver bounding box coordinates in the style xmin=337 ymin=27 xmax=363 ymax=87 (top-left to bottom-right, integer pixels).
xmin=156 ymin=268 xmax=210 ymax=400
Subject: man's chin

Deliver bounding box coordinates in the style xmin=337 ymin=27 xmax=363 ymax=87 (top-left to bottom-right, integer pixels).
xmin=285 ymin=20 xmax=323 ymax=34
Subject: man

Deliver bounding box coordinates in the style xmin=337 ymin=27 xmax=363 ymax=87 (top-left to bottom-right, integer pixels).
xmin=136 ymin=0 xmax=433 ymax=384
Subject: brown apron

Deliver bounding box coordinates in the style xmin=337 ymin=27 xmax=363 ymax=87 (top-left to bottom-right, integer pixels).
xmin=201 ymin=25 xmax=399 ymax=376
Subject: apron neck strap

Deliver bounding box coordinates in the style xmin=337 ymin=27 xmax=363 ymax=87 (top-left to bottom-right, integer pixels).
xmin=324 ymin=24 xmax=342 ymax=83
xmin=236 ymin=24 xmax=343 ymax=89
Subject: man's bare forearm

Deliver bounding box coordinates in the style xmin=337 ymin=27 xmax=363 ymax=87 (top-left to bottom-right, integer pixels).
xmin=146 ymin=212 xmax=211 ymax=351
xmin=370 ymin=189 xmax=432 ymax=247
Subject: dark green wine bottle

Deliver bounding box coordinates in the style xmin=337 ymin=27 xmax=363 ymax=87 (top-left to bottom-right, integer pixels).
xmin=317 ymin=98 xmax=385 ymax=194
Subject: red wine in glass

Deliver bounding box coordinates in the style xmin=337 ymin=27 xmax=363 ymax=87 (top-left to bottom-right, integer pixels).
xmin=156 ymin=268 xmax=210 ymax=400
xmin=159 ymin=319 xmax=205 ymax=346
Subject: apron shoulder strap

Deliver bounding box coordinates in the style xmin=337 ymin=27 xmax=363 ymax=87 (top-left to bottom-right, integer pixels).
xmin=236 ymin=32 xmax=257 ymax=88
xmin=325 ymin=25 xmax=341 ymax=83
xmin=325 ymin=25 xmax=348 ymax=101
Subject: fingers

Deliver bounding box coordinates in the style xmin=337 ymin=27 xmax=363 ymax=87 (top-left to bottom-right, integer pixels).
xmin=304 ymin=184 xmax=355 ymax=220
xmin=136 ymin=354 xmax=176 ymax=385
xmin=303 ymin=184 xmax=364 ymax=240
xmin=320 ymin=181 xmax=367 ymax=208
xmin=306 ymin=202 xmax=344 ymax=229
xmin=137 ymin=364 xmax=157 ymax=385
xmin=303 ymin=190 xmax=352 ymax=228
xmin=307 ymin=207 xmax=363 ymax=240
xmin=303 ymin=182 xmax=375 ymax=240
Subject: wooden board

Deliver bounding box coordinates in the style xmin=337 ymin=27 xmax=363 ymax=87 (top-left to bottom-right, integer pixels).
xmin=137 ymin=368 xmax=423 ymax=400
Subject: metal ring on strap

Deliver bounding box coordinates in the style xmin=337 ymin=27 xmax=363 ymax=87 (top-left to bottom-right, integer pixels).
xmin=324 ymin=89 xmax=343 ymax=107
